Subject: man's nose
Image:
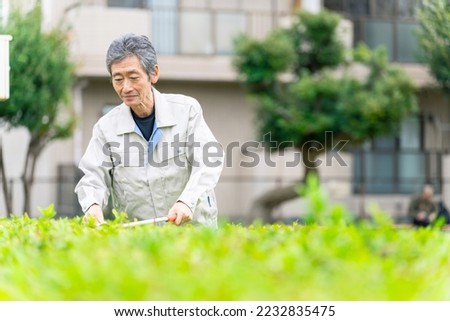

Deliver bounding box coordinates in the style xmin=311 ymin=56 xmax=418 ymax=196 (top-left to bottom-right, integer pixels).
xmin=122 ymin=79 xmax=133 ymax=92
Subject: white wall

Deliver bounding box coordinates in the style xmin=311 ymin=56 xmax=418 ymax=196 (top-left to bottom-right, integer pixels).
xmin=0 ymin=35 xmax=12 ymax=100
xmin=0 ymin=127 xmax=74 ymax=217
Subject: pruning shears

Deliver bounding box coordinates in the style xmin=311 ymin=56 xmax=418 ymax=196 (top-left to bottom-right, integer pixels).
xmin=122 ymin=216 xmax=170 ymax=228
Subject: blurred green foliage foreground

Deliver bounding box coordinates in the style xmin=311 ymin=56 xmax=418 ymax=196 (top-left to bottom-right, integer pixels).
xmin=1 ymin=180 xmax=450 ymax=300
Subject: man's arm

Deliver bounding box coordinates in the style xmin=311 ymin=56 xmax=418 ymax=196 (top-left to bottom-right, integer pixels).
xmin=75 ymin=123 xmax=113 ymax=225
xmin=408 ymin=196 xmax=420 ymax=220
xmin=172 ymin=99 xmax=224 ymax=223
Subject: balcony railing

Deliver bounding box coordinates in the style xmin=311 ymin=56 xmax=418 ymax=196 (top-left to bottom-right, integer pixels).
xmin=106 ymin=0 xmax=291 ymax=56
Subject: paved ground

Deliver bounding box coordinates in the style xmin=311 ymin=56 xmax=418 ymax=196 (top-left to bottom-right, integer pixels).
xmin=394 ymin=224 xmax=450 ymax=232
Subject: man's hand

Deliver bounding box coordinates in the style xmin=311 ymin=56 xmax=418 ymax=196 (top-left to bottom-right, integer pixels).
xmin=167 ymin=201 xmax=193 ymax=225
xmin=83 ymin=204 xmax=105 ymax=226
xmin=429 ymin=212 xmax=437 ymax=222
xmin=415 ymin=211 xmax=427 ymax=222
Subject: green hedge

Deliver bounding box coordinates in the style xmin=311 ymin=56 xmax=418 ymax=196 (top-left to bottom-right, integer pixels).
xmin=0 ymin=204 xmax=449 ymax=300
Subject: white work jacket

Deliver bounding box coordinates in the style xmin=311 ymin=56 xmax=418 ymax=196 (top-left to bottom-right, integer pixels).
xmin=75 ymin=88 xmax=224 ymax=227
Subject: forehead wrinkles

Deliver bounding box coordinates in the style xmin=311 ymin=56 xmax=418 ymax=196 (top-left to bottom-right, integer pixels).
xmin=111 ymin=56 xmax=147 ymax=76
xmin=112 ymin=69 xmax=142 ymax=77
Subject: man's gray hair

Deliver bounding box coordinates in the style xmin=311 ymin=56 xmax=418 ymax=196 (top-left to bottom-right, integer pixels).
xmin=106 ymin=33 xmax=157 ymax=77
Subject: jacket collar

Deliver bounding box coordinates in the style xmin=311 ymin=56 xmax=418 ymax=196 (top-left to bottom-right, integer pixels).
xmin=115 ymin=87 xmax=176 ymax=135
xmin=153 ymin=87 xmax=177 ymax=128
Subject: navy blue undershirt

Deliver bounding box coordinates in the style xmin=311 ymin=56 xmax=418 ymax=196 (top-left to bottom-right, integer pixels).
xmin=131 ymin=109 xmax=155 ymax=141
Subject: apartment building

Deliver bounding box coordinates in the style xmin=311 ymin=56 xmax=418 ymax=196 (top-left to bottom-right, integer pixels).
xmin=322 ymin=0 xmax=450 ymax=220
xmin=0 ymin=0 xmax=448 ymax=222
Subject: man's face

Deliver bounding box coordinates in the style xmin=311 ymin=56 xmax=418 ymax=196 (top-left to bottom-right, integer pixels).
xmin=422 ymin=187 xmax=433 ymax=201
xmin=111 ymin=55 xmax=159 ymax=116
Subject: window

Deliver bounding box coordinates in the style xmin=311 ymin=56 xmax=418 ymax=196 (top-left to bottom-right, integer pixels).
xmin=398 ymin=0 xmax=421 ymax=18
xmin=150 ymin=0 xmax=178 ymax=54
xmin=215 ymin=13 xmax=246 ymax=55
xmin=109 ymin=0 xmax=276 ymax=56
xmin=180 ymin=11 xmax=212 ymax=54
xmin=353 ymin=117 xmax=442 ymax=194
xmin=323 ymin=0 xmax=422 ymax=62
xmin=397 ymin=22 xmax=420 ymax=62
xmin=324 ymin=0 xmax=344 ymax=12
xmin=346 ymin=0 xmax=368 ymax=16
xmin=371 ymin=0 xmax=395 ymax=18
xmin=364 ymin=20 xmax=394 ymax=60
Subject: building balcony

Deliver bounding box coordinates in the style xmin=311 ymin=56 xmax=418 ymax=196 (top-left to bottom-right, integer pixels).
xmin=63 ymin=1 xmax=436 ymax=88
xmin=65 ymin=1 xmax=291 ymax=80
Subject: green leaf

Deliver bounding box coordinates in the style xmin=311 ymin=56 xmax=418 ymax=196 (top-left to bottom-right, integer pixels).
xmin=37 ymin=204 xmax=56 ymax=219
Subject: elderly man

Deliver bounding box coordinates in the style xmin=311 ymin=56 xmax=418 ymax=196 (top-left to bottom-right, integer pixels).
xmin=408 ymin=184 xmax=437 ymax=227
xmin=75 ymin=33 xmax=223 ymax=227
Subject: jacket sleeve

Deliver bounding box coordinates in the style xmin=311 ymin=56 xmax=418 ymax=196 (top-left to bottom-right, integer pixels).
xmin=74 ymin=123 xmax=113 ymax=213
xmin=177 ymin=99 xmax=224 ymax=212
xmin=407 ymin=196 xmax=418 ymax=219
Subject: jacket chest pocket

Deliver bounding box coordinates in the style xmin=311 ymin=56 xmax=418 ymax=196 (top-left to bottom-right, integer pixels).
xmin=113 ymin=151 xmax=148 ymax=187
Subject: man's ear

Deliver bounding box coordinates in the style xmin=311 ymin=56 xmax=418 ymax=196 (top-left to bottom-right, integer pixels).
xmin=151 ymin=64 xmax=160 ymax=84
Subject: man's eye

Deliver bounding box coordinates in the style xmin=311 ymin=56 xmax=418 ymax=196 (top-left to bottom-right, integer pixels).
xmin=130 ymin=77 xmax=139 ymax=80
xmin=113 ymin=78 xmax=123 ymax=82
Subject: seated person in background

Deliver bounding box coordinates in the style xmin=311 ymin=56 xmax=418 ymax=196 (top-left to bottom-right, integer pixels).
xmin=408 ymin=184 xmax=437 ymax=227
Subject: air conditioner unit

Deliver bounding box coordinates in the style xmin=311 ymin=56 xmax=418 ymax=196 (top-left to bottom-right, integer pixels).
xmin=0 ymin=35 xmax=12 ymax=101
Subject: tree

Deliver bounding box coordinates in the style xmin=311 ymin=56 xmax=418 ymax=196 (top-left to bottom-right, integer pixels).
xmin=0 ymin=5 xmax=75 ymax=216
xmin=233 ymin=10 xmax=418 ymax=222
xmin=416 ymin=0 xmax=450 ymax=95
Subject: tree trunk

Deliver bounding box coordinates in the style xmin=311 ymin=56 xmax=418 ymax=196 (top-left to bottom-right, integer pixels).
xmin=22 ymin=136 xmax=44 ymax=216
xmin=248 ymin=147 xmax=320 ymax=223
xmin=0 ymin=141 xmax=13 ymax=217
xmin=249 ymin=184 xmax=300 ymax=223
xmin=21 ymin=144 xmax=31 ymax=216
